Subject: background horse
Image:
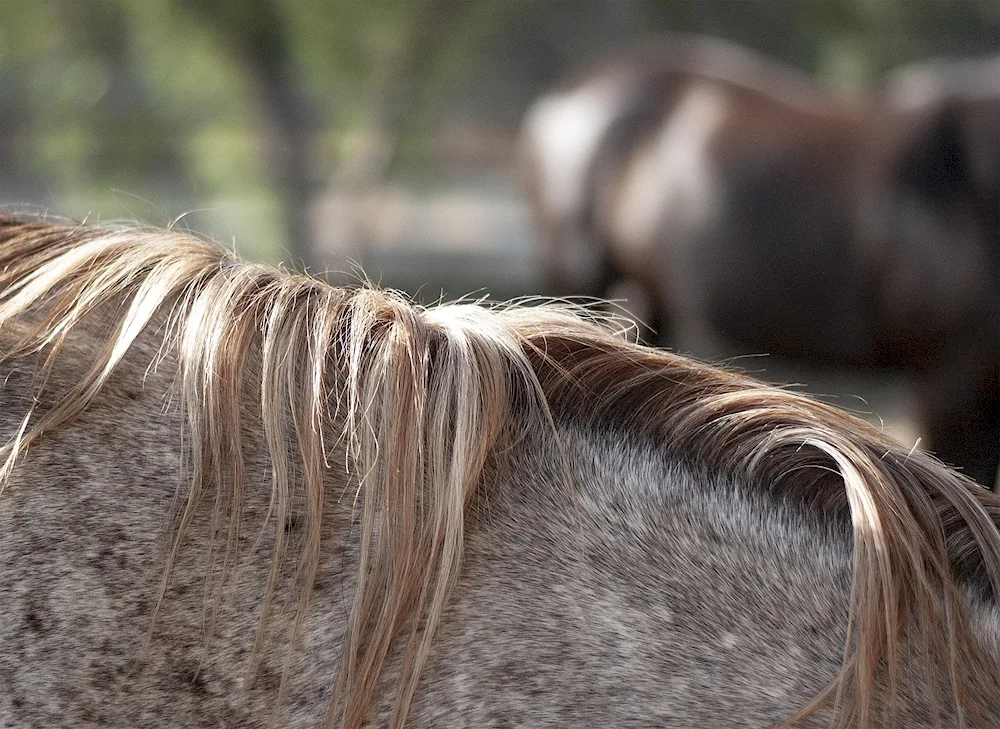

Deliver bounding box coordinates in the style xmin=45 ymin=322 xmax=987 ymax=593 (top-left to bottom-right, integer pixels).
xmin=520 ymin=35 xmax=1000 ymax=488
xmin=1 ymin=213 xmax=999 ymax=728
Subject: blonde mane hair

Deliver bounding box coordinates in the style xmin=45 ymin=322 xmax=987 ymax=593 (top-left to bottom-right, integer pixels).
xmin=0 ymin=213 xmax=997 ymax=728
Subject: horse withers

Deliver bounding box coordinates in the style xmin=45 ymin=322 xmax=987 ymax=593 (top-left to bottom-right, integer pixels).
xmin=0 ymin=213 xmax=998 ymax=727
xmin=520 ymin=36 xmax=1000 ymax=488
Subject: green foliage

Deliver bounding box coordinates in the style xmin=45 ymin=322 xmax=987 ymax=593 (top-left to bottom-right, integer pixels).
xmin=0 ymin=0 xmax=996 ymax=260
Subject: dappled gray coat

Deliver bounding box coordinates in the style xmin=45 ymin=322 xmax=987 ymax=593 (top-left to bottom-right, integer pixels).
xmin=1 ymin=214 xmax=999 ymax=727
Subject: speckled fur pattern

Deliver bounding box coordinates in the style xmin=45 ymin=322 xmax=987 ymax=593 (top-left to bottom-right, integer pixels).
xmin=1 ymin=213 xmax=998 ymax=728
xmin=1 ymin=321 xmax=997 ymax=727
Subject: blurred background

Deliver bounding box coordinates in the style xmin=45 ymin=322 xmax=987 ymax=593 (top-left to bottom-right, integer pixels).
xmin=1 ymin=0 xmax=997 ymax=483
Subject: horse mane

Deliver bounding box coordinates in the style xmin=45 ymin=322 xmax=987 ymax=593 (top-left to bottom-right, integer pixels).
xmin=1 ymin=213 xmax=997 ymax=728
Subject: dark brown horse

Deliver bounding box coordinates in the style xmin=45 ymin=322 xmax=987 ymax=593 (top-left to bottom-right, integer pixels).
xmin=520 ymin=36 xmax=999 ymax=487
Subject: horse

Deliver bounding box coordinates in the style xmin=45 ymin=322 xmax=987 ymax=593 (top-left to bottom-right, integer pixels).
xmin=884 ymin=53 xmax=1000 ymax=213
xmin=519 ymin=35 xmax=1000 ymax=488
xmin=0 ymin=212 xmax=998 ymax=728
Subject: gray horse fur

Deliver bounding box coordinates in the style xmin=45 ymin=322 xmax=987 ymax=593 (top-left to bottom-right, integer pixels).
xmin=1 ymin=215 xmax=998 ymax=727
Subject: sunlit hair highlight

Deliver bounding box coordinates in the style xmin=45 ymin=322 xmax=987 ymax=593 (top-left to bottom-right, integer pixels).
xmin=0 ymin=213 xmax=997 ymax=728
